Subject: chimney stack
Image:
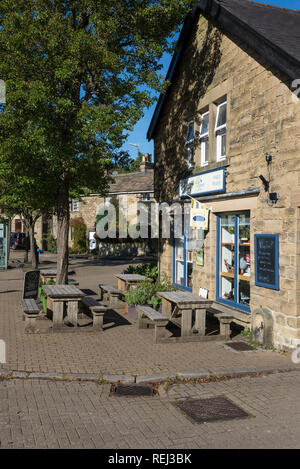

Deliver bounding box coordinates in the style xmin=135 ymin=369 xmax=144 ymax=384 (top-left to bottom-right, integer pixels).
xmin=140 ymin=153 xmax=153 ymax=172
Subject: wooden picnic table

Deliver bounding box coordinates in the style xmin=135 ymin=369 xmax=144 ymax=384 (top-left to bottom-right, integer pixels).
xmin=42 ymin=284 xmax=85 ymax=329
xmin=114 ymin=273 xmax=151 ymax=292
xmin=40 ymin=269 xmax=75 ymax=284
xmin=156 ymin=291 xmax=213 ymax=339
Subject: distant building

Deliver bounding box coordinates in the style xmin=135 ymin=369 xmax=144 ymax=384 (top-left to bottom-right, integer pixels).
xmin=52 ymin=154 xmax=155 ymax=256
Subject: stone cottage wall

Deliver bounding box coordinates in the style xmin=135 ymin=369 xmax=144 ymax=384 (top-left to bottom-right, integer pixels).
xmin=153 ymin=13 xmax=300 ymax=349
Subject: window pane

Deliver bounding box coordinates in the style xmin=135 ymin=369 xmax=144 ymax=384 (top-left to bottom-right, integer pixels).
xmin=185 ymin=225 xmax=193 ymax=289
xmin=175 ymin=236 xmax=184 ymax=286
xmin=200 ymin=113 xmax=209 ymax=136
xmin=187 ymin=148 xmax=194 ymax=168
xmin=186 ymin=122 xmax=194 ymax=142
xmin=201 ymin=139 xmax=209 ymax=165
xmin=221 ymin=133 xmax=226 ymax=157
xmin=238 ymin=214 xmax=250 ymax=306
xmin=220 ymin=215 xmax=235 ymax=301
xmin=216 ymin=102 xmax=226 ymax=128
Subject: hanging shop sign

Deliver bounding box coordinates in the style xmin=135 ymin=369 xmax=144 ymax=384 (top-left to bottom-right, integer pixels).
xmin=190 ymin=199 xmax=209 ymax=231
xmin=254 ymin=234 xmax=279 ymax=290
xmin=179 ymin=167 xmax=226 ymax=198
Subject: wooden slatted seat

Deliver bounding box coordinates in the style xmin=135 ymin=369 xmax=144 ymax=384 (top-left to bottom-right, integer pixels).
xmin=136 ymin=305 xmax=169 ymax=343
xmin=81 ymin=297 xmax=108 ymax=331
xmin=207 ymin=304 xmax=235 ymax=339
xmin=98 ymin=283 xmax=124 ymax=307
xmin=21 ymin=299 xmax=40 ymax=333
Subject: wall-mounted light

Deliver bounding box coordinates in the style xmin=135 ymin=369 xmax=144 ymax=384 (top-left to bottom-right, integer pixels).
xmin=259 ymin=154 xmax=280 ymax=205
xmin=259 ymin=174 xmax=270 ymax=192
xmin=269 ymin=192 xmax=280 ymax=204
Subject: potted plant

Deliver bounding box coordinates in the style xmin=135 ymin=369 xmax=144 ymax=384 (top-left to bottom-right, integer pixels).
xmin=124 ymin=274 xmax=178 ymax=317
xmin=39 ymin=279 xmax=55 ymax=314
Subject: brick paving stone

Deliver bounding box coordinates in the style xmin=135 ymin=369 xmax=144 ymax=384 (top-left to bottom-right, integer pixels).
xmin=1 ymin=254 xmax=299 ymax=379
xmin=1 ymin=254 xmax=300 ymax=449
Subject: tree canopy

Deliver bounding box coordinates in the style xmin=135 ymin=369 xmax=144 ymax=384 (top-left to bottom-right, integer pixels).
xmin=0 ymin=0 xmax=195 ymax=281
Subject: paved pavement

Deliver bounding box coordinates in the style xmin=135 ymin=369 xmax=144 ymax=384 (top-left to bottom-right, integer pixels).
xmin=0 ymin=253 xmax=297 ymax=377
xmin=0 ymin=252 xmax=299 ymax=450
xmin=0 ymin=371 xmax=299 ymax=449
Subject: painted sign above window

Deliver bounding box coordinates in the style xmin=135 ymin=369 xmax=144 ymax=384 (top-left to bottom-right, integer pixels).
xmin=179 ymin=168 xmax=226 ymax=198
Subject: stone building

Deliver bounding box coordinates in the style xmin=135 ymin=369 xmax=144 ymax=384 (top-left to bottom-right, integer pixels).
xmin=52 ymin=154 xmax=154 ymax=256
xmin=147 ymin=0 xmax=300 ymax=350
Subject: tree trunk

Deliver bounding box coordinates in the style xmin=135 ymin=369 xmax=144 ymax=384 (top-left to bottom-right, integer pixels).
xmin=56 ymin=189 xmax=69 ymax=284
xmin=24 ymin=226 xmax=29 ymax=263
xmin=28 ymin=224 xmax=38 ymax=270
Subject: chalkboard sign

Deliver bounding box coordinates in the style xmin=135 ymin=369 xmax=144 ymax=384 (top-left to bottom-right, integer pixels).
xmin=23 ymin=270 xmax=40 ymax=299
xmin=254 ymin=235 xmax=279 ymax=290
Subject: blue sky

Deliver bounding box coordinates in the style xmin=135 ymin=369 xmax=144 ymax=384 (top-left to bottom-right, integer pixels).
xmin=123 ymin=0 xmax=300 ymax=161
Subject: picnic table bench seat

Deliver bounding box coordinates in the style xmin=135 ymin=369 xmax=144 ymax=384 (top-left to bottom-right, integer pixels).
xmin=98 ymin=283 xmax=124 ymax=307
xmin=21 ymin=299 xmax=40 ymax=333
xmin=136 ymin=305 xmax=169 ymax=343
xmin=81 ymin=296 xmax=108 ymax=331
xmin=207 ymin=303 xmax=236 ymax=339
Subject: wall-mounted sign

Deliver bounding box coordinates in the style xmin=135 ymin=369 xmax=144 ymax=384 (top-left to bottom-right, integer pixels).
xmin=23 ymin=270 xmax=40 ymax=299
xmin=254 ymin=234 xmax=279 ymax=290
xmin=191 ymin=199 xmax=209 ymax=230
xmin=179 ymin=168 xmax=226 ymax=198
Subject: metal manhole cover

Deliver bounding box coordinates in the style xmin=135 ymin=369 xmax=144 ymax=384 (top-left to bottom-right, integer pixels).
xmin=113 ymin=384 xmax=156 ymax=397
xmin=176 ymin=396 xmax=249 ymax=423
xmin=225 ymin=341 xmax=255 ymax=351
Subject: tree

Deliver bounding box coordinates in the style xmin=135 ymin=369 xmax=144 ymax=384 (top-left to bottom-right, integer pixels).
xmin=0 ymin=0 xmax=194 ymax=283
xmin=0 ymin=161 xmax=56 ymax=269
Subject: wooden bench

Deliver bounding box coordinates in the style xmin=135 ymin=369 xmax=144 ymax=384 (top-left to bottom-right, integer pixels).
xmin=81 ymin=297 xmax=108 ymax=331
xmin=136 ymin=305 xmax=169 ymax=343
xmin=208 ymin=305 xmax=235 ymax=339
xmin=68 ymin=279 xmax=79 ymax=287
xmin=99 ymin=284 xmax=124 ymax=307
xmin=21 ymin=299 xmax=40 ymax=333
xmin=214 ymin=313 xmax=234 ymax=339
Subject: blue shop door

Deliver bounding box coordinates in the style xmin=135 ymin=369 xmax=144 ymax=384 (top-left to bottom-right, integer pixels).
xmin=0 ymin=222 xmax=8 ymax=269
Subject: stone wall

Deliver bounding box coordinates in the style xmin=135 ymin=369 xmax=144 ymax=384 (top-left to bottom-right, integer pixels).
xmin=52 ymin=193 xmax=154 ymax=255
xmin=153 ymin=14 xmax=300 ymax=349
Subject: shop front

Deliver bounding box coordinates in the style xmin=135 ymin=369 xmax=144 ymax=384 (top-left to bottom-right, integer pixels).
xmin=171 ymin=168 xmax=261 ymax=329
xmin=216 ymin=212 xmax=250 ymax=313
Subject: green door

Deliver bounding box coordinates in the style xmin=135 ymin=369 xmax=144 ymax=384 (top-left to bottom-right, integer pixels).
xmin=0 ymin=221 xmax=8 ymax=269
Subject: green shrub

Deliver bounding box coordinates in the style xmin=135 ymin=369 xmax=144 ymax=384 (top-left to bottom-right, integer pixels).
xmin=123 ymin=262 xmax=159 ymax=281
xmin=42 ymin=234 xmax=57 ymax=253
xmin=124 ymin=274 xmax=178 ymax=309
xmin=72 ymin=223 xmax=87 ymax=253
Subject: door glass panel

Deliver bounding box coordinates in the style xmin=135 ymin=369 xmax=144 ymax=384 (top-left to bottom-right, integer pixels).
xmin=185 ymin=225 xmax=193 ymax=289
xmin=238 ymin=213 xmax=251 ymax=306
xmin=220 ymin=215 xmax=235 ymax=301
xmin=175 ymin=235 xmax=185 ymax=286
xmin=218 ymin=212 xmax=250 ymax=310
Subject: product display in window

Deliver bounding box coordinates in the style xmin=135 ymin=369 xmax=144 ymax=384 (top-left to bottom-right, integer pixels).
xmin=218 ymin=212 xmax=251 ymax=310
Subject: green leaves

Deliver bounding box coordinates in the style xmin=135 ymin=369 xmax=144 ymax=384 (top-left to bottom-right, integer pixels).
xmin=0 ymin=0 xmax=194 ymax=215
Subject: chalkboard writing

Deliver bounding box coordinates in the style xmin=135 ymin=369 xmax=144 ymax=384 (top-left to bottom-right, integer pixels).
xmin=254 ymin=235 xmax=279 ymax=290
xmin=23 ymin=270 xmax=40 ymax=299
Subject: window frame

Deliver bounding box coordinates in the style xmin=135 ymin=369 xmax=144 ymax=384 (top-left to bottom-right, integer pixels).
xmin=199 ymin=111 xmax=209 ymax=167
xmin=185 ymin=120 xmax=195 ymax=169
xmin=216 ymin=211 xmax=251 ymax=313
xmin=71 ymin=199 xmax=79 ymax=212
xmin=215 ymin=101 xmax=227 ymax=162
xmin=185 ymin=120 xmax=194 ymax=145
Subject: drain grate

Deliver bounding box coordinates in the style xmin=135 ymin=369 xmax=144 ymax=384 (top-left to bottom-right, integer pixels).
xmin=113 ymin=384 xmax=156 ymax=397
xmin=225 ymin=341 xmax=255 ymax=351
xmin=176 ymin=396 xmax=249 ymax=423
